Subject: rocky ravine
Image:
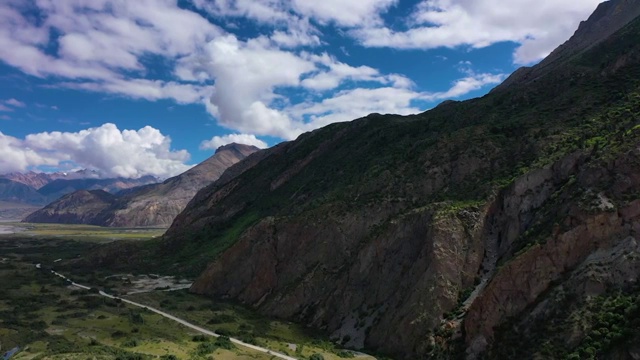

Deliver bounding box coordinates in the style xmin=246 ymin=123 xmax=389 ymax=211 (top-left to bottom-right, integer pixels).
xmin=25 ymin=143 xmax=259 ymax=227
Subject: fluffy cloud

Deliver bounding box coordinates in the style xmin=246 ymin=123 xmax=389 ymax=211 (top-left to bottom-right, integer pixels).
xmin=0 ymin=132 xmax=58 ymax=173
xmin=0 ymin=0 xmax=220 ymax=103
xmin=301 ymin=53 xmax=405 ymax=91
xmin=200 ymin=34 xmax=316 ymax=139
xmin=200 ymin=134 xmax=268 ymax=150
xmin=183 ymin=35 xmax=472 ymax=139
xmin=270 ymin=23 xmax=322 ymax=48
xmin=290 ymin=87 xmax=422 ymax=128
xmin=291 ymin=0 xmax=397 ymax=27
xmin=0 ymin=124 xmax=192 ymax=178
xmin=352 ymin=0 xmax=602 ymax=64
xmin=423 ymin=72 xmax=506 ymax=101
xmin=191 ymin=0 xmax=599 ymax=65
xmin=194 ymin=36 xmax=503 ymax=138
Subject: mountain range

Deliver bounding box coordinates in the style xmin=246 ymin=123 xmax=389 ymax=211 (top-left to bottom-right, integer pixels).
xmin=0 ymin=174 xmax=159 ymax=206
xmin=0 ymin=171 xmax=160 ymax=220
xmin=3 ymin=169 xmax=108 ymax=189
xmin=81 ymin=1 xmax=640 ymax=359
xmin=25 ymin=143 xmax=259 ymax=227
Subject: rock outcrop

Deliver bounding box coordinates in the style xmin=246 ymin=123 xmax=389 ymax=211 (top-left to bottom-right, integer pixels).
xmin=464 ymin=149 xmax=640 ymax=356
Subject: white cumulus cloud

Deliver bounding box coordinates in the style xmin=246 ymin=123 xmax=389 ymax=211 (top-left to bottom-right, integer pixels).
xmin=200 ymin=34 xmax=316 ymax=139
xmin=0 ymin=124 xmax=193 ymax=178
xmin=351 ymin=0 xmax=603 ymax=64
xmin=0 ymin=132 xmax=59 ymax=173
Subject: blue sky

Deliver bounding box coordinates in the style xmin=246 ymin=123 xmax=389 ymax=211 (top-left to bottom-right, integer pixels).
xmin=0 ymin=0 xmax=602 ymax=178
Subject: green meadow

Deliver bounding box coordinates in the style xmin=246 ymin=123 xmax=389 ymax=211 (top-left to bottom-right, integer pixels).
xmin=0 ymin=231 xmax=377 ymax=360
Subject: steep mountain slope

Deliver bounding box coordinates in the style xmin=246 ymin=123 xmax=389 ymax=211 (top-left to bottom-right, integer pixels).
xmin=94 ymin=143 xmax=259 ymax=227
xmin=24 ymin=190 xmax=117 ymax=224
xmin=131 ymin=1 xmax=640 ymax=359
xmin=0 ymin=179 xmax=46 ymax=205
xmin=25 ymin=144 xmax=259 ymax=227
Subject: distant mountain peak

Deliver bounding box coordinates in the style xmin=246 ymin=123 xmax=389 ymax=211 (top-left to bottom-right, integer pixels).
xmin=542 ymin=0 xmax=640 ymax=65
xmin=215 ymin=142 xmax=260 ymax=154
xmin=26 ymin=144 xmax=260 ymax=227
xmin=494 ymin=0 xmax=640 ymax=92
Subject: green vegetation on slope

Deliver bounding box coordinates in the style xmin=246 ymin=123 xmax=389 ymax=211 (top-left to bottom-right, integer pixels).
xmin=491 ymin=286 xmax=640 ymax=359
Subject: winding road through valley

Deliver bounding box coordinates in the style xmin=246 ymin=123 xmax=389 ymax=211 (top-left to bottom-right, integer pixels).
xmin=36 ymin=264 xmax=298 ymax=360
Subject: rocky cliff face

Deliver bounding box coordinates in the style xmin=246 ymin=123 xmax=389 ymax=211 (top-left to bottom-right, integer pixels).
xmin=463 ymin=148 xmax=640 ymax=357
xmin=25 ymin=144 xmax=259 ymax=227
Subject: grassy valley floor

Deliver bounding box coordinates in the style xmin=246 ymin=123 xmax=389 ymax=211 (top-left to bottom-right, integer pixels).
xmin=0 ymin=222 xmax=166 ymax=241
xmin=0 ymin=231 xmax=379 ymax=360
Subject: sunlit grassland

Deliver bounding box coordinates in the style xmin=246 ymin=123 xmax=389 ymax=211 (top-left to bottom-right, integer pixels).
xmin=1 ymin=222 xmax=166 ymax=242
xmin=1 ymin=257 xmax=277 ymax=360
xmin=126 ymin=291 xmax=376 ymax=360
xmin=0 ymin=236 xmax=378 ymax=360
